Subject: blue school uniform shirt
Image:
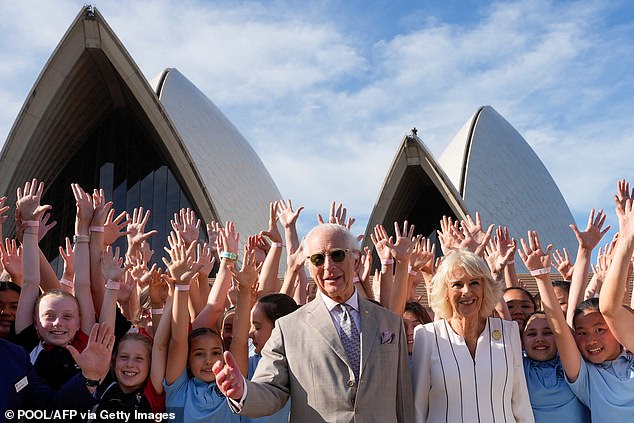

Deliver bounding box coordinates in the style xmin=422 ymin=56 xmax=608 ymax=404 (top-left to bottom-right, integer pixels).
xmin=240 ymin=354 xmax=290 ymax=423
xmin=523 ymin=355 xmax=590 ymax=423
xmin=566 ymin=350 xmax=634 ymax=423
xmin=164 ymin=369 xmax=241 ymax=423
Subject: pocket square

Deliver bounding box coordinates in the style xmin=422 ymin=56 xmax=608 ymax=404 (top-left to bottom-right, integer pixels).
xmin=381 ymin=330 xmax=395 ymax=344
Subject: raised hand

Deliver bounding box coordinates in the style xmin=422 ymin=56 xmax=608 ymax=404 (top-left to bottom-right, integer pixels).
xmin=171 ymin=208 xmax=201 ymax=246
xmin=232 ymin=247 xmax=260 ymax=290
xmin=59 ymin=237 xmax=74 ymax=279
xmin=358 ymin=246 xmax=372 ymax=283
xmin=518 ymin=231 xmax=553 ymax=272
xmin=259 ymin=201 xmax=282 ymax=244
xmin=286 ymin=238 xmax=306 ymax=271
xmin=127 ymin=207 xmax=158 ymax=247
xmin=103 ymin=209 xmax=130 ymax=247
xmin=387 ymin=221 xmax=416 ymax=263
xmin=162 ymin=232 xmax=201 ymax=285
xmin=126 ymin=253 xmax=149 ymax=286
xmin=277 ymin=199 xmax=303 ymax=228
xmin=71 ymin=183 xmax=94 ymax=230
xmin=195 ymin=242 xmax=216 ymax=278
xmin=148 ymin=265 xmax=168 ymax=306
xmin=219 ymin=221 xmax=239 ymax=256
xmin=16 ymin=179 xmax=51 ymax=221
xmin=459 ymin=219 xmax=493 ymax=256
xmin=117 ymin=272 xmax=137 ymax=304
xmin=485 ymin=233 xmax=515 ymax=277
xmin=0 ymin=238 xmax=22 ymax=283
xmin=437 ymin=215 xmax=461 ymax=254
xmin=206 ymin=221 xmax=221 ymax=255
xmin=615 ymin=178 xmax=634 ymax=210
xmin=318 ymin=201 xmax=356 ymax=229
xmin=101 ymin=246 xmax=128 ymax=282
xmin=370 ymin=224 xmax=394 ymax=262
xmin=552 ymin=248 xmax=574 ymax=280
xmin=463 ymin=212 xmax=495 ymax=246
xmin=615 ymin=180 xmax=634 ymax=242
xmin=570 ymin=208 xmax=610 ymax=250
xmin=67 ymin=323 xmax=115 ymax=383
xmin=248 ymin=235 xmax=268 ymax=265
xmin=37 ymin=212 xmax=57 ymax=242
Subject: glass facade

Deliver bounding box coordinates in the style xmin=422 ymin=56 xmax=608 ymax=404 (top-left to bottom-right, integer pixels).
xmin=41 ymin=108 xmax=205 ymax=275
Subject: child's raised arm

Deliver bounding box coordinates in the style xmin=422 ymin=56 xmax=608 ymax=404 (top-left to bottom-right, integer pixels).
xmin=519 ymin=230 xmax=582 ymax=382
xmin=599 ymin=179 xmax=634 ymax=351
xmin=229 ymin=246 xmax=259 ymax=377
xmin=15 ymin=179 xmax=51 ymax=333
xmin=164 ymin=233 xmax=201 ymax=384
xmin=71 ymin=183 xmax=97 ymax=334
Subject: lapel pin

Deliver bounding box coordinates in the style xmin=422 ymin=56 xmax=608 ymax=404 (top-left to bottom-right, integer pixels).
xmin=492 ymin=329 xmax=502 ymax=341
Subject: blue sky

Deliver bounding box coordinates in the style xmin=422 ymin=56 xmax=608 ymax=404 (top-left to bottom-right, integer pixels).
xmin=0 ymin=0 xmax=632 ymax=252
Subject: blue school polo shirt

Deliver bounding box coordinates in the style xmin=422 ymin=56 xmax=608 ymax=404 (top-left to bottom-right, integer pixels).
xmin=164 ymin=369 xmax=241 ymax=423
xmin=523 ymin=355 xmax=590 ymax=422
xmin=566 ymin=350 xmax=634 ymax=422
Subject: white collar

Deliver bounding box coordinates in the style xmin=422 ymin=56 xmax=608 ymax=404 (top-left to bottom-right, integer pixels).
xmin=319 ymin=288 xmax=359 ymax=313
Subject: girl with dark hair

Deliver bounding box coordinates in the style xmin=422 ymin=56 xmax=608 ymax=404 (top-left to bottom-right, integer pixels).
xmin=503 ymin=286 xmax=537 ymax=332
xmin=521 ymin=312 xmax=589 ymax=422
xmin=163 ymin=237 xmax=250 ymax=423
xmin=403 ymin=301 xmax=431 ymax=356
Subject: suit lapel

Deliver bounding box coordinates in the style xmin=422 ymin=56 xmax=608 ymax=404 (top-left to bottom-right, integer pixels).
xmin=305 ymin=296 xmax=350 ymax=368
xmin=359 ymin=298 xmax=378 ymax=378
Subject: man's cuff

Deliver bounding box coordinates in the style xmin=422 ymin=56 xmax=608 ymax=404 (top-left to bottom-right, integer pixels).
xmin=227 ymin=376 xmax=248 ymax=413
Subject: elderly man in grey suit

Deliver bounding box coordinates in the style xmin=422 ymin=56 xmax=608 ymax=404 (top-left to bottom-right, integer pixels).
xmin=214 ymin=222 xmax=414 ymax=422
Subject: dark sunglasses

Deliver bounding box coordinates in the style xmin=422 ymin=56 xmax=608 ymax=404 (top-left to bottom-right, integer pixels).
xmin=307 ymin=249 xmax=349 ymax=267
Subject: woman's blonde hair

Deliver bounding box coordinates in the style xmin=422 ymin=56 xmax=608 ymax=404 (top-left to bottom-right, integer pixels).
xmin=429 ymin=250 xmax=502 ymax=320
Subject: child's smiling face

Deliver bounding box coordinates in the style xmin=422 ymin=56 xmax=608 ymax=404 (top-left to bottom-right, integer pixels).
xmin=522 ymin=314 xmax=557 ymax=362
xmin=188 ymin=332 xmax=224 ymax=383
xmin=574 ymin=310 xmax=621 ymax=364
xmin=35 ymin=294 xmax=80 ymax=347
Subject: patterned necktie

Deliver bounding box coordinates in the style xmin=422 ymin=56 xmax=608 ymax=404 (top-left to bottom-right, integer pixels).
xmin=338 ymin=303 xmax=360 ymax=380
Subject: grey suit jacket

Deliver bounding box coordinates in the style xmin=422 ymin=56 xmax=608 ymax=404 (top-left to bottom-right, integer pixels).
xmin=238 ymin=295 xmax=414 ymax=422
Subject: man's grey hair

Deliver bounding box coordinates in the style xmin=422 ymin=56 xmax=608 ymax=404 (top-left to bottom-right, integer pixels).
xmin=304 ymin=223 xmax=360 ymax=256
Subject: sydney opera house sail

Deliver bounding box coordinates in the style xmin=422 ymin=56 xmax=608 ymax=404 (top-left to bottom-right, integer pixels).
xmin=367 ymin=107 xmax=577 ymax=273
xmin=363 ymin=132 xmax=468 ymax=255
xmin=0 ymin=6 xmax=281 ymax=271
xmin=438 ymin=106 xmax=577 ymax=270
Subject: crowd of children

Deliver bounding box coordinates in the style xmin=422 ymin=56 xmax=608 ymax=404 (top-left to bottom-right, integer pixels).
xmin=1 ymin=177 xmax=633 ymax=422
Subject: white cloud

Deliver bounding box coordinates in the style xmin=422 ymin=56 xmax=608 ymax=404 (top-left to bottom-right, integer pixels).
xmin=0 ymin=0 xmax=632 ymax=241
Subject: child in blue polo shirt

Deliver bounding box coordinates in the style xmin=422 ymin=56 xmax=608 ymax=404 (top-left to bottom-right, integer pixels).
xmin=522 ymin=311 xmax=589 ymax=422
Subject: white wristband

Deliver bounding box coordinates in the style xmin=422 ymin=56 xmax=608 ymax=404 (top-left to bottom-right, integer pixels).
xmin=174 ymin=284 xmax=191 ymax=291
xmin=507 ymin=260 xmax=515 ymax=265
xmin=271 ymin=242 xmax=284 ymax=248
xmin=408 ymin=266 xmax=418 ymax=276
xmin=60 ymin=277 xmax=74 ymax=288
xmin=105 ymin=279 xmax=120 ymax=290
xmin=151 ymin=308 xmax=164 ymax=315
xmin=89 ymin=226 xmax=104 ymax=233
xmin=381 ymin=258 xmax=394 ymax=265
xmin=529 ymin=268 xmax=550 ymax=277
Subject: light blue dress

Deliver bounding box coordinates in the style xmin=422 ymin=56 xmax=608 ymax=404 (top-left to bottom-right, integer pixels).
xmin=164 ymin=369 xmax=241 ymax=423
xmin=566 ymin=350 xmax=634 ymax=423
xmin=522 ymin=355 xmax=589 ymax=422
